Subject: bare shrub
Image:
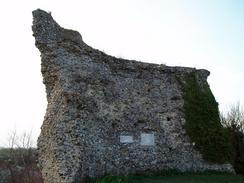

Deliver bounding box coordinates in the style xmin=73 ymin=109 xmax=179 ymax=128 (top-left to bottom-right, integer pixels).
xmin=221 ymin=102 xmax=244 ymax=132
xmin=0 ymin=130 xmax=43 ymax=183
xmin=221 ymin=102 xmax=244 ymax=174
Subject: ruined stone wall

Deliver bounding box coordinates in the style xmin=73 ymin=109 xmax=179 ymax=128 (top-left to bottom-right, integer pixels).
xmin=32 ymin=9 xmax=234 ymax=183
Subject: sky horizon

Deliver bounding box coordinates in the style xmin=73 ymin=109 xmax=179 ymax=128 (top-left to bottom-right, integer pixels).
xmin=0 ymin=0 xmax=243 ymax=147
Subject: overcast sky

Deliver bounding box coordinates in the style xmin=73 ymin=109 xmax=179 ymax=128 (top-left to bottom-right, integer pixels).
xmin=0 ymin=0 xmax=243 ymax=147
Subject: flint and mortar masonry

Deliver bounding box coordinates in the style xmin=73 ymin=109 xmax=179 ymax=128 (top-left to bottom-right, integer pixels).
xmin=32 ymin=9 xmax=234 ymax=183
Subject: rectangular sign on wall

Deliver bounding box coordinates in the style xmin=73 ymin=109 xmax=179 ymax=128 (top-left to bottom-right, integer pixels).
xmin=120 ymin=135 xmax=133 ymax=143
xmin=140 ymin=133 xmax=155 ymax=146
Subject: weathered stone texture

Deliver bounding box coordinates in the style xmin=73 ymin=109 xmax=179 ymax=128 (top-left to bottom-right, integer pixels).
xmin=32 ymin=9 xmax=234 ymax=183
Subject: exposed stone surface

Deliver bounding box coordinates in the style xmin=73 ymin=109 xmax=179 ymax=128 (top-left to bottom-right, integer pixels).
xmin=32 ymin=9 xmax=234 ymax=183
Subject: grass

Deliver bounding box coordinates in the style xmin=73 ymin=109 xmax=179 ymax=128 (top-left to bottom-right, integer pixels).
xmin=94 ymin=173 xmax=244 ymax=183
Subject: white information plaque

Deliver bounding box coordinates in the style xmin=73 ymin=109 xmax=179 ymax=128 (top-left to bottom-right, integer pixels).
xmin=120 ymin=135 xmax=133 ymax=143
xmin=140 ymin=133 xmax=155 ymax=146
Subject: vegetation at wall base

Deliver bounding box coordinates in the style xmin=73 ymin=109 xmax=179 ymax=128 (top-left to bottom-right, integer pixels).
xmin=221 ymin=103 xmax=244 ymax=174
xmin=228 ymin=128 xmax=244 ymax=174
xmin=93 ymin=172 xmax=244 ymax=183
xmin=178 ymin=73 xmax=233 ymax=163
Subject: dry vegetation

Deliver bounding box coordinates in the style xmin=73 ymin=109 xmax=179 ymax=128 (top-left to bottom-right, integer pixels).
xmin=0 ymin=131 xmax=43 ymax=183
xmin=221 ymin=103 xmax=244 ymax=174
